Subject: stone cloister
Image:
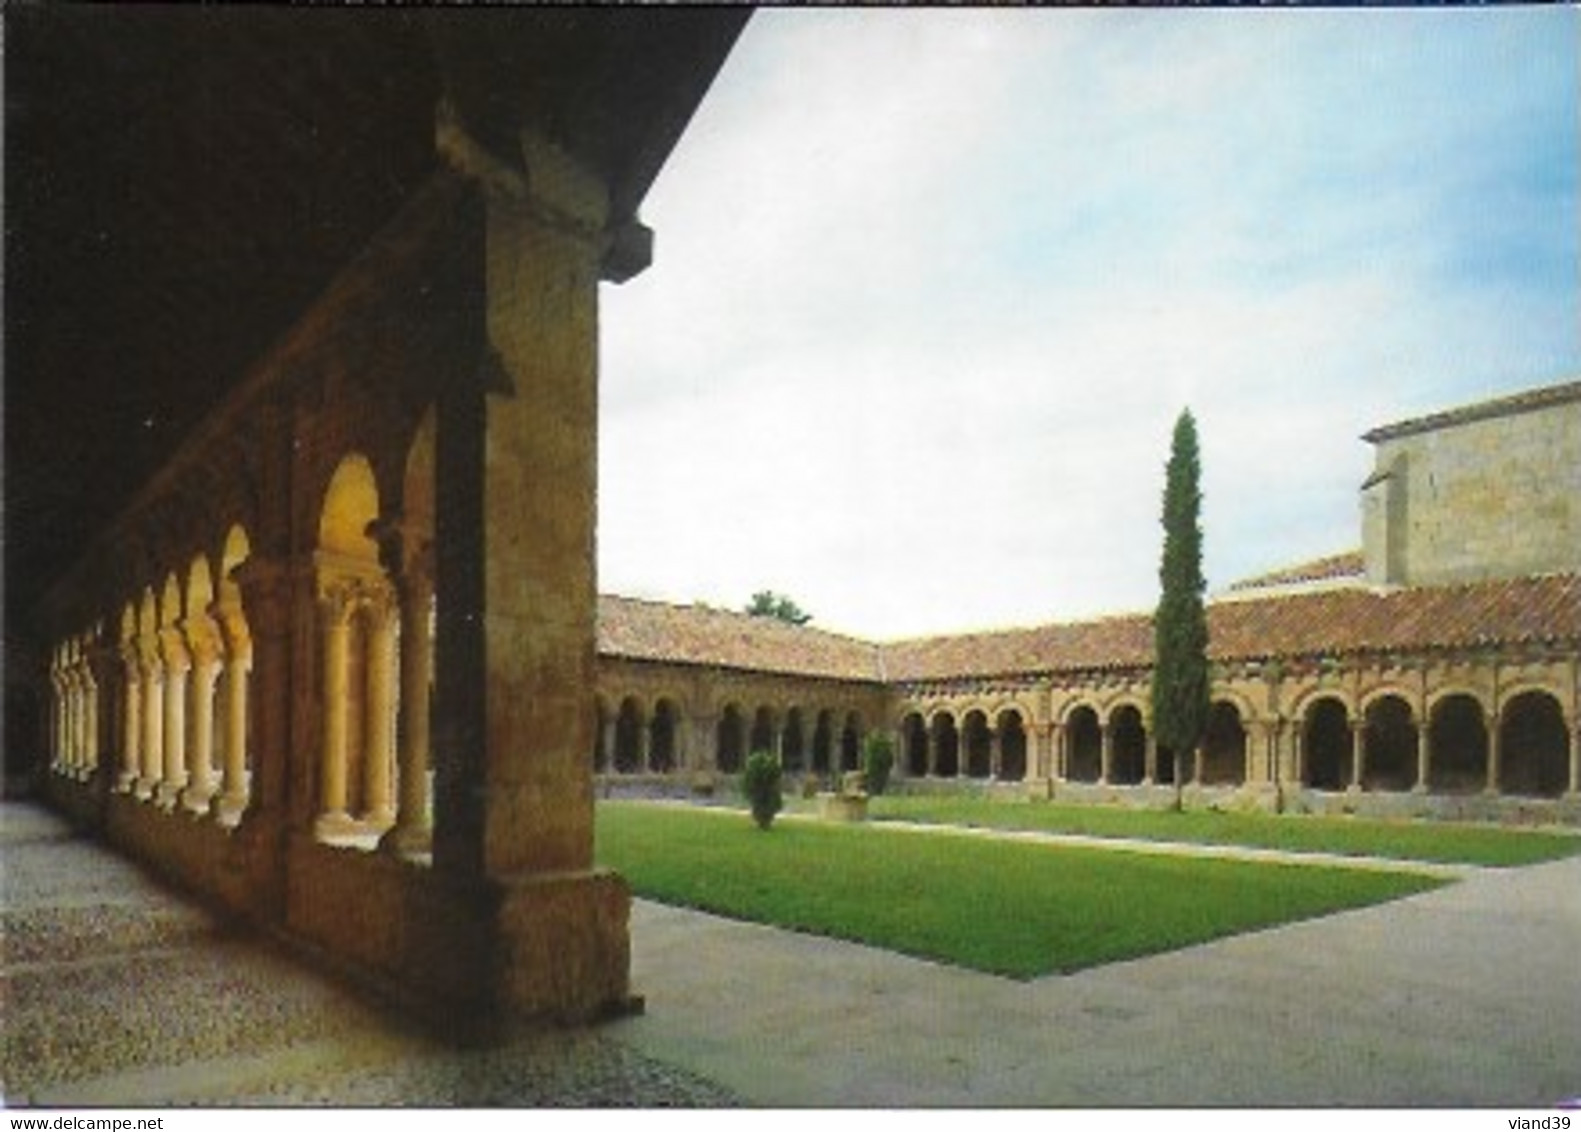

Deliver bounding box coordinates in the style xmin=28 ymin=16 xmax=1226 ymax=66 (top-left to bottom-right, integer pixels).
xmin=18 ymin=12 xmax=753 ymax=1032
xmin=589 ymin=561 xmax=1580 ymax=824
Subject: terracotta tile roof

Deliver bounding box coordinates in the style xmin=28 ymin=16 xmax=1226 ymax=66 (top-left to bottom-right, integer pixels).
xmin=1362 ymin=378 xmax=1580 ymax=443
xmin=879 ymin=573 xmax=1581 ymax=683
xmin=596 ymin=595 xmax=885 ymax=683
xmin=1225 ymin=550 xmax=1365 ymax=592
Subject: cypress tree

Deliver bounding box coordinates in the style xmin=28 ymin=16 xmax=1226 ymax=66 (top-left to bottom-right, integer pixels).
xmin=1152 ymin=409 xmax=1210 ymax=807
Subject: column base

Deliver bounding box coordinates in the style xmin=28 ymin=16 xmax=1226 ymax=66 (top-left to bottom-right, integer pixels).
xmin=133 ymin=776 xmax=157 ymax=801
xmin=314 ymin=810 xmax=360 ymax=840
xmin=210 ymin=791 xmax=249 ymax=827
xmin=378 ymin=821 xmax=434 ymax=859
xmin=181 ymin=783 xmax=217 ymax=815
xmin=155 ymin=780 xmax=187 ymax=809
xmin=116 ymin=771 xmax=139 ymax=794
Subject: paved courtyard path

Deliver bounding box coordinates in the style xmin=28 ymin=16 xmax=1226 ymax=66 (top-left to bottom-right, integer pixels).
xmin=5 ymin=800 xmax=1577 ymax=1108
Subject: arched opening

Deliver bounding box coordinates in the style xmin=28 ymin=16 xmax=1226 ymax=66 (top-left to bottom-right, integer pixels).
xmin=1201 ymin=702 xmax=1246 ymax=785
xmin=997 ymin=710 xmax=1028 ymax=781
xmin=1108 ymin=704 xmax=1146 ymax=785
xmin=1429 ymin=694 xmax=1487 ymax=795
xmin=902 ymin=712 xmax=927 ymax=777
xmin=650 ymin=699 xmax=678 ymax=773
xmin=812 ymin=710 xmax=834 ymax=775
xmin=614 ymin=697 xmax=644 ymax=774
xmin=1362 ymin=695 xmax=1417 ymax=792
xmin=962 ymin=710 xmax=991 ymax=779
xmin=750 ymin=706 xmax=775 ymax=759
xmin=717 ymin=704 xmax=745 ymax=774
xmin=1066 ymin=705 xmax=1101 ymax=783
xmin=1499 ymin=691 xmax=1569 ymax=798
xmin=314 ymin=454 xmax=388 ymax=831
xmin=782 ymin=707 xmax=806 ymax=774
xmin=1303 ymin=697 xmax=1350 ymax=790
xmin=840 ymin=712 xmax=862 ymax=772
xmin=992 ymin=711 xmax=1030 ymax=784
xmin=931 ymin=713 xmax=959 ymax=778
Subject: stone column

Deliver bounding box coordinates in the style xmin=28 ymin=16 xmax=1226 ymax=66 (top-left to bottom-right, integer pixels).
xmin=181 ymin=619 xmax=222 ymax=814
xmin=598 ymin=714 xmax=615 ymax=774
xmin=212 ymin=598 xmax=253 ymax=824
xmin=118 ymin=643 xmax=142 ymax=793
xmin=1051 ymin=722 xmax=1067 ymax=782
xmin=1142 ymin=730 xmax=1158 ymax=786
xmin=1414 ymin=720 xmax=1431 ymax=793
xmin=381 ymin=540 xmax=434 ymax=857
xmin=1099 ymin=724 xmax=1114 ymax=786
xmin=989 ymin=727 xmax=1003 ymax=780
xmin=925 ymin=724 xmax=938 ymax=777
xmin=1349 ymin=720 xmax=1367 ymax=792
xmin=316 ymin=581 xmax=355 ymax=837
xmin=1568 ymin=718 xmax=1580 ymax=797
xmin=138 ymin=636 xmax=164 ymax=800
xmin=362 ymin=589 xmax=398 ymax=827
xmin=1484 ymin=712 xmax=1502 ymax=795
xmin=157 ymin=625 xmax=191 ymax=808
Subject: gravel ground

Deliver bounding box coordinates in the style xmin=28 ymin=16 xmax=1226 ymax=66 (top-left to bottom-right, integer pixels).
xmin=0 ymin=802 xmax=739 ymax=1108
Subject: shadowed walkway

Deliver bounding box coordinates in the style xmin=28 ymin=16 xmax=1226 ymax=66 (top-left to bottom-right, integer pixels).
xmin=5 ymin=801 xmax=1578 ymax=1107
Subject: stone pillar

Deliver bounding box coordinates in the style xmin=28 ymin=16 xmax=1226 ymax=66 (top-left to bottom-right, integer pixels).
xmin=137 ymin=637 xmax=163 ymax=800
xmin=212 ymin=598 xmax=252 ymax=823
xmin=316 ymin=582 xmax=355 ymax=837
xmin=1142 ymin=730 xmax=1158 ymax=786
xmin=1099 ymin=724 xmax=1113 ymax=786
xmin=157 ymin=626 xmax=191 ymax=807
xmin=362 ymin=590 xmax=398 ymax=827
xmin=598 ymin=713 xmax=615 ymax=774
xmin=1568 ymin=718 xmax=1580 ymax=797
xmin=1052 ymin=722 xmax=1067 ymax=782
xmin=423 ymin=128 xmax=632 ymax=1020
xmin=381 ymin=540 xmax=435 ymax=857
xmin=1414 ymin=720 xmax=1431 ymax=794
xmin=925 ymin=724 xmax=938 ymax=777
xmin=1485 ymin=712 xmax=1502 ymax=796
xmin=118 ymin=643 xmax=142 ymax=793
xmin=1349 ymin=720 xmax=1367 ymax=792
xmin=181 ymin=619 xmax=222 ymax=814
xmin=990 ymin=727 xmax=1003 ymax=780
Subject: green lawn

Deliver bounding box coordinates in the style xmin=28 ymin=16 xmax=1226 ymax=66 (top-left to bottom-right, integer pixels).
xmin=596 ymin=801 xmax=1445 ymax=979
xmin=853 ymin=794 xmax=1581 ymax=867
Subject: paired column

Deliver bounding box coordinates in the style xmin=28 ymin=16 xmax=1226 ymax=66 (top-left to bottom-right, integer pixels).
xmin=1099 ymin=724 xmax=1114 ymax=786
xmin=316 ymin=581 xmax=356 ymax=836
xmin=382 ymin=539 xmax=435 ymax=857
xmin=362 ymin=590 xmax=398 ymax=828
xmin=118 ymin=640 xmax=143 ymax=792
xmin=181 ymin=617 xmax=222 ymax=814
xmin=1484 ymin=713 xmax=1503 ymax=795
xmin=1349 ymin=720 xmax=1367 ymax=792
xmin=137 ymin=632 xmax=163 ymax=800
xmin=212 ymin=595 xmax=252 ymax=823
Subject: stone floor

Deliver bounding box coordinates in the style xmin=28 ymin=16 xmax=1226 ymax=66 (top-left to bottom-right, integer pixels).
xmin=5 ymin=799 xmax=1579 ymax=1108
xmin=0 ymin=804 xmax=738 ymax=1107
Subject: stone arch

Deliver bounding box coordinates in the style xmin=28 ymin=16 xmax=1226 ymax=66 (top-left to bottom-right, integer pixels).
xmin=1107 ymin=702 xmax=1146 ymax=785
xmin=1498 ymin=689 xmax=1569 ymax=798
xmin=1066 ymin=704 xmax=1101 ymax=783
xmin=996 ymin=708 xmax=1028 ymax=782
xmin=749 ymin=705 xmax=776 ymax=758
xmin=716 ymin=703 xmax=745 ymax=775
xmin=1302 ymin=696 xmax=1351 ymax=791
xmin=318 ymin=453 xmax=383 ymax=564
xmin=840 ymin=711 xmax=862 ymax=772
xmin=962 ymin=709 xmax=991 ymax=779
xmin=930 ymin=711 xmax=960 ymax=778
xmin=1201 ymin=700 xmax=1246 ymax=786
xmin=614 ymin=696 xmax=644 ymax=774
xmin=649 ymin=698 xmax=678 ymax=773
xmin=812 ymin=709 xmax=835 ymax=775
xmin=1428 ymin=693 xmax=1488 ymax=795
xmin=1362 ymin=693 xmax=1418 ymax=792
xmin=901 ymin=711 xmax=928 ymax=777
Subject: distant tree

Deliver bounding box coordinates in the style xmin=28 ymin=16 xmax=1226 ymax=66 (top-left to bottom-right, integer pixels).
xmin=861 ymin=732 xmax=895 ymax=796
xmin=742 ymin=750 xmax=784 ymax=830
xmin=746 ymin=590 xmax=812 ymax=626
xmin=1151 ymin=409 xmax=1211 ymax=810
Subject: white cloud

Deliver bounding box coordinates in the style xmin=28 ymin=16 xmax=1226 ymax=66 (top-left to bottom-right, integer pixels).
xmin=599 ymin=8 xmax=1580 ymax=640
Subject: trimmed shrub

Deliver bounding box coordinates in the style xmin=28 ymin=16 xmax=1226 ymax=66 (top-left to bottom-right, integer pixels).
xmin=742 ymin=750 xmax=783 ymax=830
xmin=862 ymin=733 xmax=895 ymax=797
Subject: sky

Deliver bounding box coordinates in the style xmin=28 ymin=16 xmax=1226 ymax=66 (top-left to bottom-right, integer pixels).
xmin=597 ymin=6 xmax=1580 ymax=643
